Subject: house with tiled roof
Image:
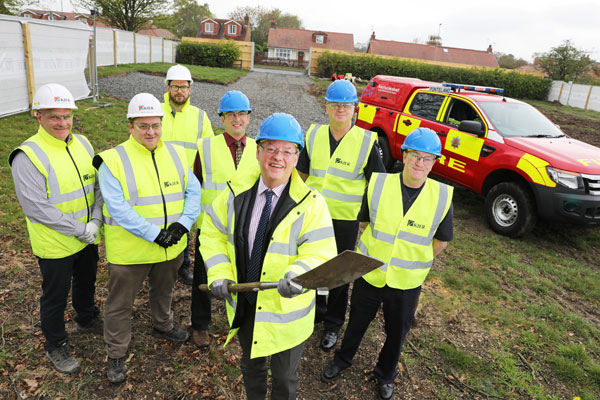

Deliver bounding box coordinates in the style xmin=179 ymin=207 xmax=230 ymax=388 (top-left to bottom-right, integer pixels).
xmin=138 ymin=26 xmax=178 ymax=40
xmin=367 ymin=32 xmax=499 ymax=68
xmin=197 ymin=16 xmax=251 ymax=41
xmin=19 ymin=9 xmax=112 ymax=28
xmin=266 ymin=23 xmax=354 ymax=68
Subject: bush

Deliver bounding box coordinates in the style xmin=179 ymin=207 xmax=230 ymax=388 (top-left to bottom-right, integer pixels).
xmin=315 ymin=51 xmax=552 ymax=99
xmin=176 ymin=41 xmax=240 ymax=68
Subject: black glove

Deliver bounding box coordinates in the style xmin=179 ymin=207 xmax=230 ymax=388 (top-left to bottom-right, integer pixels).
xmin=167 ymin=222 xmax=188 ymax=242
xmin=154 ymin=229 xmax=177 ymax=248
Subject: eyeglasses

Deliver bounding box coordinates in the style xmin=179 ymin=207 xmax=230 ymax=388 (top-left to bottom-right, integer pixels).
xmin=134 ymin=123 xmax=161 ymax=131
xmin=169 ymin=85 xmax=190 ymax=92
xmin=223 ymin=111 xmax=250 ymax=118
xmin=326 ymin=102 xmax=355 ymax=109
xmin=405 ymin=151 xmax=437 ymax=165
xmin=259 ymin=143 xmax=299 ymax=158
xmin=39 ymin=112 xmax=73 ymax=122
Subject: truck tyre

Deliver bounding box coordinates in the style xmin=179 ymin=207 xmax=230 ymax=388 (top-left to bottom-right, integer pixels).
xmin=377 ymin=133 xmax=394 ymax=172
xmin=485 ymin=182 xmax=537 ymax=238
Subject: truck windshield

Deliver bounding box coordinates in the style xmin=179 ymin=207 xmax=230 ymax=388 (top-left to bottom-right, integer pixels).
xmin=478 ymin=102 xmax=565 ymax=138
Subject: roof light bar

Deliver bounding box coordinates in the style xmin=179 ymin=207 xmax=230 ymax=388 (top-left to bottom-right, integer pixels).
xmin=442 ymin=83 xmax=505 ymax=95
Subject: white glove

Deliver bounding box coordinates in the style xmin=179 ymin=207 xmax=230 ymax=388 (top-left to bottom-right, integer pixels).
xmin=210 ymin=279 xmax=234 ymax=301
xmin=277 ymin=272 xmax=303 ymax=298
xmin=78 ymin=221 xmax=100 ymax=244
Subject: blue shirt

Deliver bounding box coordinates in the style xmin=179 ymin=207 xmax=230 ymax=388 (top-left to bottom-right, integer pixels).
xmin=98 ymin=163 xmax=201 ymax=242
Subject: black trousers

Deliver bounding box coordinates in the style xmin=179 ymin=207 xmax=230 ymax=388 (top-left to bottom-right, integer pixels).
xmin=37 ymin=244 xmax=99 ymax=351
xmin=316 ymin=219 xmax=359 ymax=332
xmin=190 ymin=231 xmax=211 ymax=330
xmin=237 ymin=301 xmax=305 ymax=400
xmin=333 ymin=278 xmax=421 ymax=384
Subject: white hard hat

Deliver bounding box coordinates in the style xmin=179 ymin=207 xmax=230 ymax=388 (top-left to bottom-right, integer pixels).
xmin=32 ymin=83 xmax=77 ymax=110
xmin=165 ymin=64 xmax=192 ymax=84
xmin=127 ymin=93 xmax=164 ymax=119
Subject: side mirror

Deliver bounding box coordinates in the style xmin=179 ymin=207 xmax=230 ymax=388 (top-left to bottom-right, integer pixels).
xmin=458 ymin=120 xmax=484 ymax=136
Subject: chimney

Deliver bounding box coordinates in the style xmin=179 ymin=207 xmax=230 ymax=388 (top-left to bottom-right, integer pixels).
xmin=244 ymin=14 xmax=249 ymax=26
xmin=487 ymin=44 xmax=493 ymax=53
xmin=270 ymin=19 xmax=276 ymax=29
xmin=370 ymin=31 xmax=375 ymax=41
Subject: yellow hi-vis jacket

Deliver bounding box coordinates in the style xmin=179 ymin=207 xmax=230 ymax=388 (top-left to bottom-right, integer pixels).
xmin=197 ymin=134 xmax=259 ymax=226
xmin=304 ymin=124 xmax=377 ymax=220
xmin=161 ymin=93 xmax=214 ymax=167
xmin=10 ymin=127 xmax=96 ymax=259
xmin=358 ymin=173 xmax=453 ymax=289
xmin=98 ymin=137 xmax=188 ymax=264
xmin=201 ymin=169 xmax=337 ymax=358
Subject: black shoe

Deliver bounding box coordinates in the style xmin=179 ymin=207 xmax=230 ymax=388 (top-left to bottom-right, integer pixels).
xmin=76 ymin=317 xmax=104 ymax=335
xmin=107 ymin=357 xmax=126 ymax=384
xmin=151 ymin=327 xmax=189 ymax=343
xmin=377 ymin=381 xmax=394 ymax=400
xmin=321 ymin=361 xmax=344 ymax=382
xmin=320 ymin=331 xmax=338 ymax=351
xmin=178 ymin=262 xmax=193 ymax=285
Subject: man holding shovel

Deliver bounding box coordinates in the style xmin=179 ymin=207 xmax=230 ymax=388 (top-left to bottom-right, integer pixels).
xmin=200 ymin=113 xmax=336 ymax=399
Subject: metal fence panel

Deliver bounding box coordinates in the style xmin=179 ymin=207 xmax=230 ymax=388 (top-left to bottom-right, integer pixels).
xmin=136 ymin=34 xmax=150 ymax=63
xmin=96 ymin=27 xmax=114 ymax=66
xmin=0 ymin=20 xmax=29 ymax=117
xmin=151 ymin=37 xmax=162 ymax=62
xmin=116 ymin=30 xmax=134 ymax=64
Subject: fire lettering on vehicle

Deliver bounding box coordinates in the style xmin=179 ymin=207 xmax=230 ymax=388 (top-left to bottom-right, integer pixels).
xmin=578 ymin=158 xmax=600 ymax=167
xmin=378 ymin=85 xmax=400 ymax=94
xmin=438 ymin=155 xmax=466 ymax=173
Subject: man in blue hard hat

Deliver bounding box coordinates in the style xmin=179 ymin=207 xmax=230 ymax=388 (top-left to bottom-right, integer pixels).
xmin=189 ymin=90 xmax=259 ymax=349
xmin=321 ymin=127 xmax=454 ymax=400
xmin=297 ymin=79 xmax=386 ymax=352
xmin=201 ymin=113 xmax=336 ymax=399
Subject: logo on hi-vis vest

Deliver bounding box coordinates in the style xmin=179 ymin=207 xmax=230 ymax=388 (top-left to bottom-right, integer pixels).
xmin=164 ymin=180 xmax=179 ymax=188
xmin=82 ymin=174 xmax=93 ymax=182
xmin=407 ymin=220 xmax=425 ymax=229
xmin=334 ymin=158 xmax=350 ymax=166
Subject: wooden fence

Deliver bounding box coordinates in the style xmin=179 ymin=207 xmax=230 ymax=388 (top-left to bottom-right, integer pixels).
xmin=181 ymin=37 xmax=254 ymax=70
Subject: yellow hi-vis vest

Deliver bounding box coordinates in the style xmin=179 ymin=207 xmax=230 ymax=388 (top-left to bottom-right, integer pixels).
xmin=304 ymin=124 xmax=376 ymax=220
xmin=161 ymin=92 xmax=214 ymax=168
xmin=10 ymin=127 xmax=96 ymax=259
xmin=358 ymin=173 xmax=453 ymax=289
xmin=99 ymin=137 xmax=188 ymax=265
xmin=201 ymin=169 xmax=337 ymax=359
xmin=197 ymin=135 xmax=259 ymax=226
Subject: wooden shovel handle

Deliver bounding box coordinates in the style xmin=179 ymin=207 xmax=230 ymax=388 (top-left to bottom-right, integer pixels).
xmin=198 ymin=282 xmax=278 ymax=293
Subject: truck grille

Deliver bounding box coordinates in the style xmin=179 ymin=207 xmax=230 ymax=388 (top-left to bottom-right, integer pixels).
xmin=583 ymin=174 xmax=600 ymax=195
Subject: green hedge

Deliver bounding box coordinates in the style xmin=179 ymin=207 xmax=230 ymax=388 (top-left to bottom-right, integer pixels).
xmin=176 ymin=41 xmax=240 ymax=68
xmin=316 ymin=52 xmax=552 ymax=100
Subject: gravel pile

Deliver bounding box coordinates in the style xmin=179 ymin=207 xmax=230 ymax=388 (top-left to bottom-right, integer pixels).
xmin=99 ymin=70 xmax=329 ymax=137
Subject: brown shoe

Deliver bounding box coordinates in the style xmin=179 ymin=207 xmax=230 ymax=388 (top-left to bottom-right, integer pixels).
xmin=192 ymin=329 xmax=210 ymax=348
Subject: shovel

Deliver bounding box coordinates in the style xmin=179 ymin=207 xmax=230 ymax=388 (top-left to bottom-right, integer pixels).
xmin=198 ymin=250 xmax=383 ymax=293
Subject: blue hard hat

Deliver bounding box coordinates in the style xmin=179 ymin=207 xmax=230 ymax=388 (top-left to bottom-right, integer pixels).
xmin=218 ymin=90 xmax=252 ymax=115
xmin=256 ymin=113 xmax=304 ymax=150
xmin=401 ymin=127 xmax=442 ymax=157
xmin=324 ymin=80 xmax=358 ymax=103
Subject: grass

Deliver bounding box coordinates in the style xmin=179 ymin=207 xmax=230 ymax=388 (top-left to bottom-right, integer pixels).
xmin=255 ymin=64 xmax=307 ymax=73
xmin=525 ymin=99 xmax=600 ymax=121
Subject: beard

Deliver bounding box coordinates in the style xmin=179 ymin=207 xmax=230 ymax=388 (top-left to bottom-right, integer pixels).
xmin=170 ymin=93 xmax=189 ymax=106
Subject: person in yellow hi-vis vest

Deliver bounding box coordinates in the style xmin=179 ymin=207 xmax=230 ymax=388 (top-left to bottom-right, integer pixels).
xmin=94 ymin=93 xmax=201 ymax=384
xmin=161 ymin=64 xmax=214 ymax=285
xmin=201 ymin=113 xmax=336 ymax=399
xmin=321 ymin=128 xmax=454 ymax=400
xmin=9 ymin=83 xmax=103 ymax=375
xmin=297 ymin=79 xmax=386 ymax=352
xmin=189 ymin=90 xmax=259 ymax=349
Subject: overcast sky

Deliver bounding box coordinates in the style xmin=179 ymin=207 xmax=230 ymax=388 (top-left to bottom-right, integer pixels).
xmin=46 ymin=0 xmax=599 ymax=62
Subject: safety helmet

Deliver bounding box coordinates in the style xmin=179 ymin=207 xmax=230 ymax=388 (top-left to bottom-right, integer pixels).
xmin=165 ymin=64 xmax=192 ymax=84
xmin=401 ymin=127 xmax=442 ymax=157
xmin=324 ymin=80 xmax=358 ymax=103
xmin=218 ymin=91 xmax=252 ymax=115
xmin=127 ymin=93 xmax=164 ymax=119
xmin=32 ymin=83 xmax=77 ymax=110
xmin=256 ymin=113 xmax=304 ymax=150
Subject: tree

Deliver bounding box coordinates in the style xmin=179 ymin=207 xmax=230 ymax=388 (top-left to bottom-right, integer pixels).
xmin=1 ymin=0 xmax=28 ymax=15
xmin=354 ymin=42 xmax=368 ymax=53
xmin=153 ymin=0 xmax=212 ymax=38
xmin=536 ymin=40 xmax=591 ymax=81
xmin=229 ymin=6 xmax=302 ymax=47
xmin=494 ymin=52 xmax=528 ymax=69
xmin=427 ymin=34 xmax=442 ymax=46
xmin=78 ymin=0 xmax=169 ymax=32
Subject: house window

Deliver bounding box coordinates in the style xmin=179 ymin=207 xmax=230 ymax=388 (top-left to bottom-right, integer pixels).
xmin=228 ymin=24 xmax=237 ymax=35
xmin=275 ymin=48 xmax=291 ymax=60
xmin=48 ymin=14 xmax=55 ymax=20
xmin=315 ymin=35 xmax=325 ymax=44
xmin=24 ymin=13 xmax=32 ymax=18
xmin=205 ymin=22 xmax=214 ymax=33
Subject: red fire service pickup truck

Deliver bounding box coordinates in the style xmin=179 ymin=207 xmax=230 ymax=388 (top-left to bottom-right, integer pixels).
xmin=355 ymin=75 xmax=600 ymax=237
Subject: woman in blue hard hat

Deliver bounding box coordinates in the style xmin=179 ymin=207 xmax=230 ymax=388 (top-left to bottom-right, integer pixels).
xmin=321 ymin=127 xmax=454 ymax=400
xmin=201 ymin=113 xmax=336 ymax=399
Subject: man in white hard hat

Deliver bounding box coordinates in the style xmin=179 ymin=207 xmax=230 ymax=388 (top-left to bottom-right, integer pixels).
xmin=9 ymin=83 xmax=104 ymax=374
xmin=94 ymin=93 xmax=201 ymax=384
xmin=162 ymin=64 xmax=214 ymax=285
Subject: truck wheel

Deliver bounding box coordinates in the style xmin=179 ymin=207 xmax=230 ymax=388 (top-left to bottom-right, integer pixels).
xmin=484 ymin=182 xmax=537 ymax=238
xmin=377 ymin=133 xmax=394 ymax=172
